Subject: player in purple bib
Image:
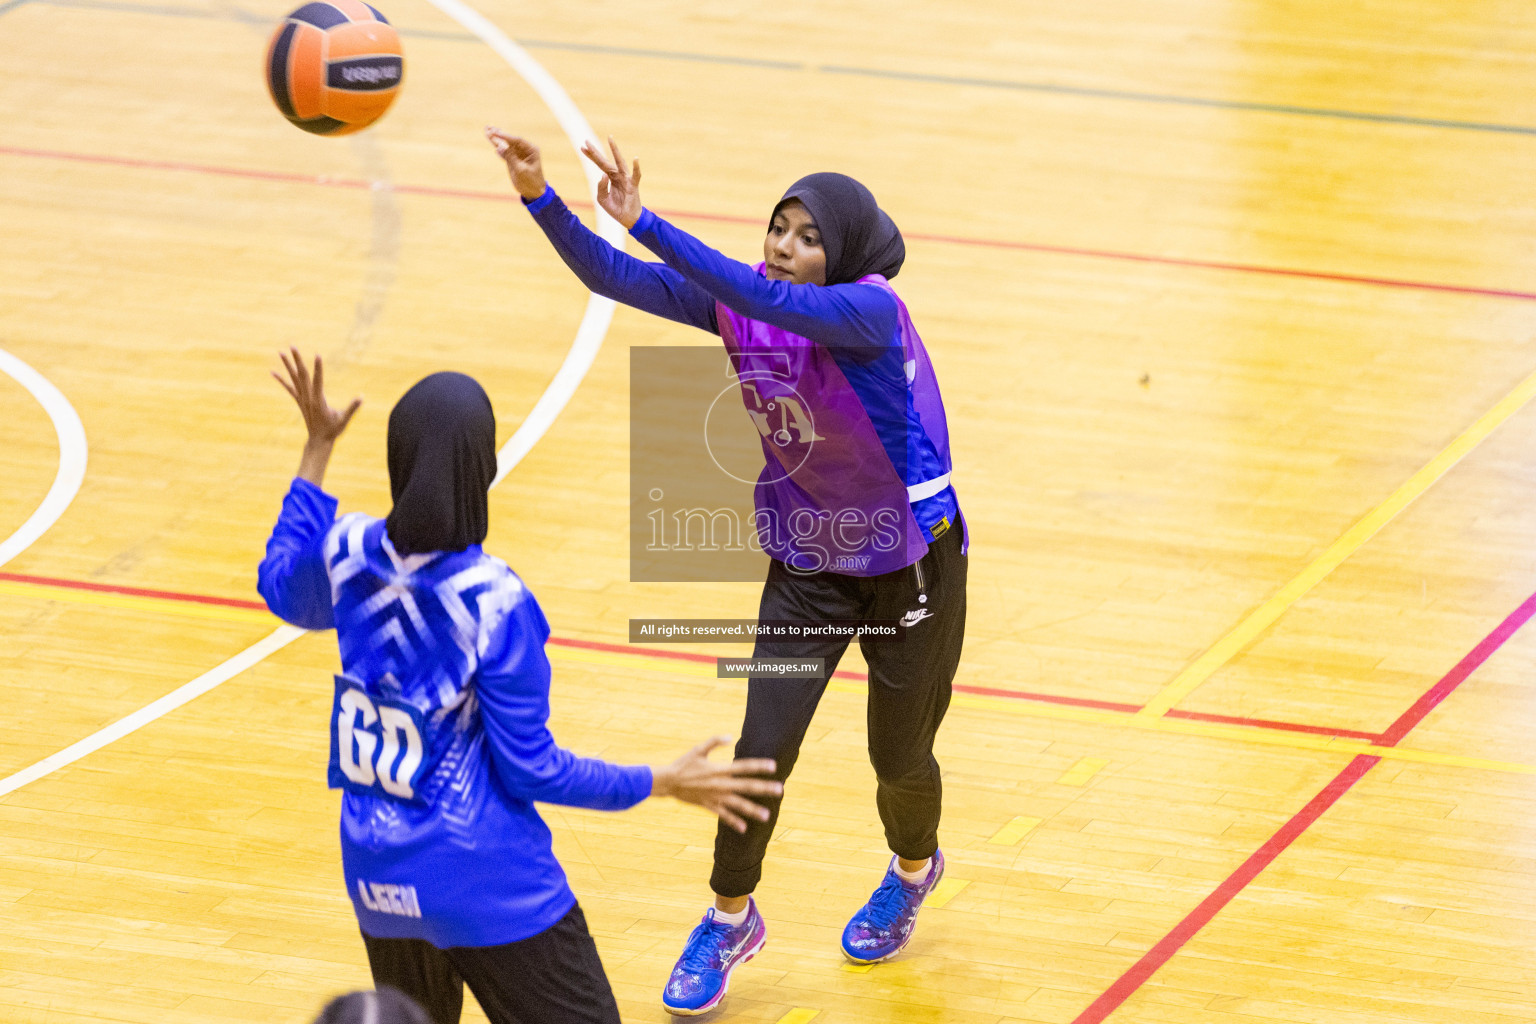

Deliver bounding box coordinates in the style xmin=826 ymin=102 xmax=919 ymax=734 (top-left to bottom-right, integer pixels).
xmin=490 ymin=130 xmax=969 ymax=1016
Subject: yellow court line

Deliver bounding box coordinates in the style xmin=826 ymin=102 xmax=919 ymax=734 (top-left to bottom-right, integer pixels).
xmin=987 ymin=815 xmax=1043 ymax=846
xmin=775 ymin=1010 xmax=820 ymax=1024
xmin=0 ymin=580 xmax=273 ymax=626
xmin=1138 ymin=364 xmax=1536 ymax=720
xmin=927 ymin=877 xmax=970 ymax=909
xmin=1056 ymin=756 xmax=1110 ymax=786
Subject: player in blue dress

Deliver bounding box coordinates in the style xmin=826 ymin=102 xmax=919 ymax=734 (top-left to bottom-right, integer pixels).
xmin=259 ymin=351 xmax=782 ymax=1024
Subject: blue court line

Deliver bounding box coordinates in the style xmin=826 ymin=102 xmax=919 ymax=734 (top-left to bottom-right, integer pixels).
xmin=18 ymin=0 xmax=1536 ymax=139
xmin=818 ymin=64 xmax=1536 ymax=137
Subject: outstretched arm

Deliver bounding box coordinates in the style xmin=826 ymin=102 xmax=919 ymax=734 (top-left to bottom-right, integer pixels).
xmin=581 ymin=136 xmax=900 ymax=350
xmin=476 ymin=593 xmax=782 ymax=829
xmin=634 ymin=209 xmax=898 ymax=348
xmin=487 ymin=129 xmax=718 ymax=334
xmin=257 ymin=349 xmax=359 ymax=630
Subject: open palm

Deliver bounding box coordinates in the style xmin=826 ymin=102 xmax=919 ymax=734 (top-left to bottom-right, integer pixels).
xmin=273 ymin=348 xmax=360 ymax=445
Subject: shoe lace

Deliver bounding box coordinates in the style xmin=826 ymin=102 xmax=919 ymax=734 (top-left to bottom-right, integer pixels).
xmin=863 ymin=873 xmax=910 ymax=931
xmin=678 ymin=916 xmax=736 ymax=973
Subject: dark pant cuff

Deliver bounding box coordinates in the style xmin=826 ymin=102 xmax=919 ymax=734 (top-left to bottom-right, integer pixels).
xmin=709 ymin=865 xmax=763 ymax=900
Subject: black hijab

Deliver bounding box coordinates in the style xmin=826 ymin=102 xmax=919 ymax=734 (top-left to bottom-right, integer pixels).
xmin=772 ymin=173 xmax=906 ymax=286
xmin=385 ymin=372 xmax=496 ymax=556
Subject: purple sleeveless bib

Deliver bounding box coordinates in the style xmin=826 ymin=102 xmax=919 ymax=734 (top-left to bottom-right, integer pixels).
xmin=715 ymin=270 xmax=960 ymax=577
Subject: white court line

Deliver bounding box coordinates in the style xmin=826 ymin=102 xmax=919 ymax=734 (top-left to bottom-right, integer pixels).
xmin=420 ymin=0 xmax=628 ymax=486
xmin=0 ymin=625 xmax=307 ymax=798
xmin=0 ymin=5 xmax=623 ymax=798
xmin=0 ymin=347 xmax=88 ymax=570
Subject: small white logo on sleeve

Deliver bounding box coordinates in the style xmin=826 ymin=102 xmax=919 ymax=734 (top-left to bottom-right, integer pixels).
xmin=900 ymin=608 xmax=933 ymax=627
xmin=357 ymin=879 xmax=422 ymax=918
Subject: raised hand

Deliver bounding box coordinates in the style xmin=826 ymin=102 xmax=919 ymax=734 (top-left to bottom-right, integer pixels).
xmin=580 ymin=136 xmax=643 ymax=229
xmin=272 ymin=347 xmax=361 ymax=485
xmin=650 ymin=736 xmax=782 ymax=833
xmin=486 ymin=127 xmax=548 ymax=202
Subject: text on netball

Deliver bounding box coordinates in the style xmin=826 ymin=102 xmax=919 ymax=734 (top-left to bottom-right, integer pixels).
xmin=338 ymin=65 xmax=400 ymax=85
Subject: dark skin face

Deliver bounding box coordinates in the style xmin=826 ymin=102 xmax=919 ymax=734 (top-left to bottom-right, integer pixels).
xmin=763 ymin=199 xmax=827 ymax=286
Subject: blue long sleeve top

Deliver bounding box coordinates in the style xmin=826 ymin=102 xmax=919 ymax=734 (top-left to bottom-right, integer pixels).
xmin=524 ymin=185 xmax=900 ymax=349
xmin=525 ymin=186 xmax=960 ymax=542
xmin=258 ymin=477 xmax=651 ymax=946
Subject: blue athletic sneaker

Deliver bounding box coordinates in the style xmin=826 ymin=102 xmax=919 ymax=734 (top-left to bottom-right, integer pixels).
xmin=662 ymin=898 xmax=767 ymax=1016
xmin=840 ymin=849 xmax=945 ymax=964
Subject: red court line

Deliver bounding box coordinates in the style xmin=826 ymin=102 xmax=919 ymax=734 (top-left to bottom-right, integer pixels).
xmin=951 ymin=683 xmax=1141 ymax=714
xmin=1165 ymin=707 xmax=1382 ymax=743
xmin=1376 ymin=589 xmax=1536 ymax=745
xmin=1070 ymin=588 xmax=1536 ymax=1024
xmin=5 ymin=571 xmax=1378 ymax=734
xmin=550 ymin=633 xmax=868 ymax=682
xmin=1071 ymin=753 xmax=1380 ymax=1024
xmin=0 ymin=570 xmax=267 ymax=610
xmin=563 ymin=635 xmax=1145 ymax=709
xmin=909 ymin=231 xmax=1536 ymax=302
xmin=6 ymin=144 xmax=1536 ymax=303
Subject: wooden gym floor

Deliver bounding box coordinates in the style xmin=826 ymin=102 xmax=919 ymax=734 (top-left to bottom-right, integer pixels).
xmin=2 ymin=1 xmax=1535 ymax=1022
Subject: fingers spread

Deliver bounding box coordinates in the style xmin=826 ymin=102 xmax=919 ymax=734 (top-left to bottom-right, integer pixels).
xmin=290 ymin=347 xmax=309 ymax=388
xmin=581 ymin=140 xmax=617 ymax=175
xmin=731 ymin=758 xmax=777 ymax=776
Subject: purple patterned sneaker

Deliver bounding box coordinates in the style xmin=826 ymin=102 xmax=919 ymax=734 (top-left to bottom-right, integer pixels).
xmin=662 ymin=897 xmax=767 ymax=1016
xmin=840 ymin=849 xmax=945 ymax=964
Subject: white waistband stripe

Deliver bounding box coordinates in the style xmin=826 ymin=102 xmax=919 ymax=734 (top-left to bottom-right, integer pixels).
xmin=907 ymin=472 xmax=951 ymax=503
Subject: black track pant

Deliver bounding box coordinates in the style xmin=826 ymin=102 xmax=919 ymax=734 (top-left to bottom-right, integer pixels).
xmin=360 ymin=903 xmax=620 ymax=1024
xmin=711 ymin=523 xmax=968 ymax=898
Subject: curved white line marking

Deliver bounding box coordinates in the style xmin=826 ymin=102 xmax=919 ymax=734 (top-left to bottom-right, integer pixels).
xmin=0 ymin=7 xmax=621 ymax=797
xmin=0 ymin=347 xmax=88 ymax=570
xmin=0 ymin=625 xmax=306 ymax=798
xmin=417 ymin=0 xmax=627 ymax=485
xmin=492 ymin=292 xmax=615 ymax=485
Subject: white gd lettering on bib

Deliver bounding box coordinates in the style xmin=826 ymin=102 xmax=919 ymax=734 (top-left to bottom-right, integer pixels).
xmin=328 ymin=675 xmax=427 ymax=801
